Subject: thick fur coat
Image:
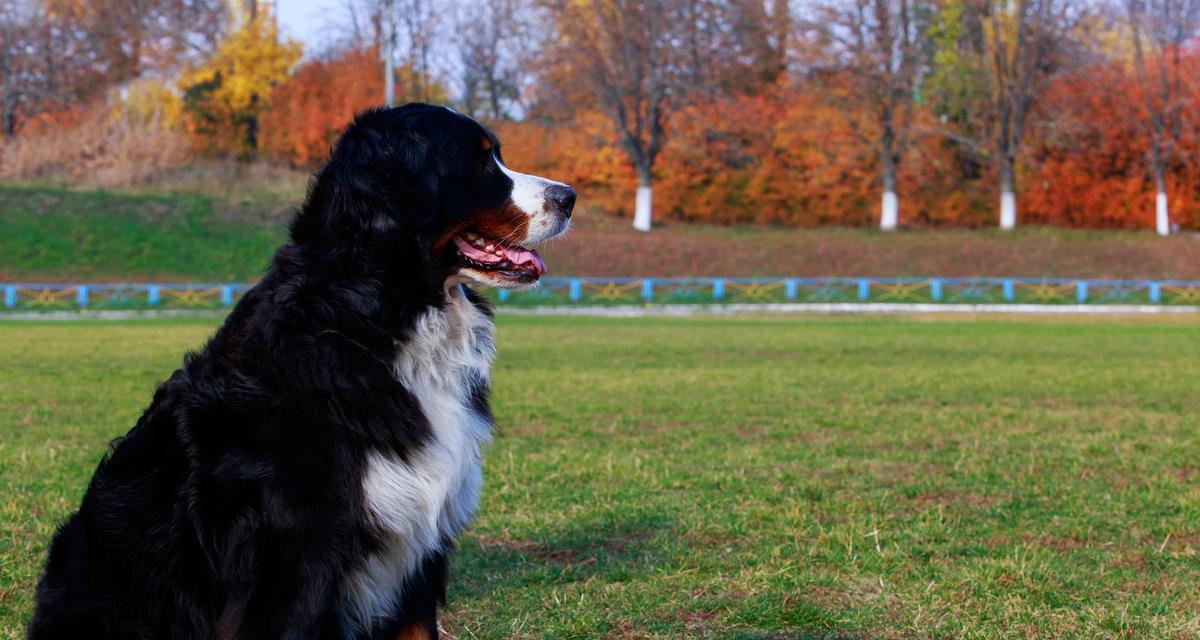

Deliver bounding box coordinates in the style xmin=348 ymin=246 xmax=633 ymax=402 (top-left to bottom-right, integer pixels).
xmin=28 ymin=104 xmax=575 ymax=640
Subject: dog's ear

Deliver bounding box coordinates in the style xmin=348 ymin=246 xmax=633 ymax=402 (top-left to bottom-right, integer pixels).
xmin=328 ymin=108 xmax=439 ymax=231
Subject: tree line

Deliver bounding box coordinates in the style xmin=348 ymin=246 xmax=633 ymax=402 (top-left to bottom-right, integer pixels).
xmin=1 ymin=0 xmax=1198 ymax=233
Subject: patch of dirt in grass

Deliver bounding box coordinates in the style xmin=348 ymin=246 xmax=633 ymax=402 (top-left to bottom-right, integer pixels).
xmin=501 ymin=421 xmax=550 ymax=436
xmin=1109 ymin=475 xmax=1151 ymax=491
xmin=602 ymin=620 xmax=653 ymax=639
xmin=1110 ymin=551 xmax=1152 ymax=571
xmin=664 ymin=608 xmax=723 ymax=637
xmin=909 ymin=488 xmax=998 ymax=510
xmin=984 ymin=532 xmax=1088 ymax=554
xmin=471 ymin=528 xmax=656 ymax=566
xmin=863 ymin=461 xmax=938 ymax=485
xmin=639 ymin=422 xmax=706 ymax=433
xmin=683 ymin=529 xmax=738 ymax=552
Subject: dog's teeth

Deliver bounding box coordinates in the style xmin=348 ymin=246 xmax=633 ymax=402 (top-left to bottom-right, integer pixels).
xmin=485 ymin=244 xmax=494 ymax=251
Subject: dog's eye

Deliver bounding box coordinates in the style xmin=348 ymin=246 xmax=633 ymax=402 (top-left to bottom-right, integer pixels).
xmin=475 ymin=155 xmax=494 ymax=175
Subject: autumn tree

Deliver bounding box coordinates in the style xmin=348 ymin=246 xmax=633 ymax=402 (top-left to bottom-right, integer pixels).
xmin=260 ymin=47 xmax=384 ymax=166
xmin=0 ymin=1 xmax=59 ymax=137
xmin=928 ymin=0 xmax=1078 ymax=229
xmin=178 ymin=1 xmax=301 ymax=157
xmin=982 ymin=0 xmax=1076 ymax=229
xmin=454 ymin=0 xmax=534 ymax=120
xmin=335 ymin=0 xmax=444 ymax=105
xmin=545 ymin=1 xmax=679 ymax=230
xmin=44 ymin=0 xmax=225 ymax=82
xmin=811 ymin=0 xmax=932 ymax=230
xmin=734 ymin=0 xmax=791 ymax=84
xmin=1124 ymin=0 xmax=1200 ymax=235
xmin=926 ymin=0 xmax=991 ymax=183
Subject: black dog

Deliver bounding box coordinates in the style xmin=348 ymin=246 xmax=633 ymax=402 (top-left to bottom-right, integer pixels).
xmin=28 ymin=104 xmax=575 ymax=640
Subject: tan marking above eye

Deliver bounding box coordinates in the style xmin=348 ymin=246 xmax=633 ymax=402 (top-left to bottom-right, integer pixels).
xmin=480 ymin=136 xmax=493 ymax=151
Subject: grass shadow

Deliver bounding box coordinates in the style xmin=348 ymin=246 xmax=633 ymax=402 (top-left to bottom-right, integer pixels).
xmin=453 ymin=514 xmax=671 ymax=599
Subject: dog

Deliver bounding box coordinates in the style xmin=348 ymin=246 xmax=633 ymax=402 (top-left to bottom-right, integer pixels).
xmin=28 ymin=103 xmax=576 ymax=639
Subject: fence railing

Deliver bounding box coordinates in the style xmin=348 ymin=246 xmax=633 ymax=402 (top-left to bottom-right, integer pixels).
xmin=3 ymin=278 xmax=1200 ymax=311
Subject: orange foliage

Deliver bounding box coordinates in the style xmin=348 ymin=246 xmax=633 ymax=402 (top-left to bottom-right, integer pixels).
xmin=1024 ymin=52 xmax=1200 ymax=230
xmin=499 ymin=83 xmax=995 ymax=228
xmin=503 ymin=60 xmax=1200 ymax=231
xmin=260 ymin=47 xmax=386 ymax=167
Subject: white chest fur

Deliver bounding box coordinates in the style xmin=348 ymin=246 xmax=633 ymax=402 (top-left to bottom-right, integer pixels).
xmin=343 ymin=288 xmax=494 ymax=631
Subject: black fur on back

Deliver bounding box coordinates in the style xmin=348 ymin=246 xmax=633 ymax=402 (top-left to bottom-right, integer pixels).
xmin=27 ymin=104 xmax=523 ymax=640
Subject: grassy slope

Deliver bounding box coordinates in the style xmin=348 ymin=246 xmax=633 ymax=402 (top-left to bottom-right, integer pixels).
xmin=0 ymin=185 xmax=285 ymax=282
xmin=3 ymin=183 xmax=1200 ymax=281
xmin=2 ymin=316 xmax=1198 ymax=638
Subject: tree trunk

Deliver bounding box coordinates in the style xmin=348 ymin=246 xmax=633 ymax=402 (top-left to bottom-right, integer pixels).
xmin=384 ymin=20 xmax=396 ymax=107
xmin=2 ymin=105 xmax=15 ymax=139
xmin=633 ymin=165 xmax=652 ymax=232
xmin=880 ymin=156 xmax=898 ymax=231
xmin=999 ymin=153 xmax=1016 ymax=230
xmin=1154 ymin=171 xmax=1169 ymax=236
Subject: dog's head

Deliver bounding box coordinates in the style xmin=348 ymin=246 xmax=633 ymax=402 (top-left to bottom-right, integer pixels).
xmin=306 ymin=103 xmax=575 ymax=289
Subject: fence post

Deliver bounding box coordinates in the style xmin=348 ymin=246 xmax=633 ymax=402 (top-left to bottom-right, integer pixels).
xmin=1003 ymin=279 xmax=1015 ymax=302
xmin=857 ymin=279 xmax=870 ymax=301
xmin=569 ymin=279 xmax=582 ymax=302
xmin=76 ymin=285 xmax=88 ymax=308
xmin=785 ymin=279 xmax=797 ymax=299
xmin=1076 ymin=281 xmax=1088 ymax=304
xmin=712 ymin=279 xmax=724 ymax=300
xmin=497 ymin=289 xmax=509 ymax=302
xmin=147 ymin=285 xmax=160 ymax=306
xmin=220 ymin=285 xmax=234 ymax=307
xmin=641 ymin=279 xmax=654 ymax=302
xmin=1148 ymin=282 xmax=1161 ymax=304
xmin=4 ymin=285 xmax=15 ymax=308
xmin=930 ymin=279 xmax=942 ymax=302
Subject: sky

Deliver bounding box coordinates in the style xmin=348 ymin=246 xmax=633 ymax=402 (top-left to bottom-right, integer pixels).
xmin=273 ymin=0 xmax=338 ymax=50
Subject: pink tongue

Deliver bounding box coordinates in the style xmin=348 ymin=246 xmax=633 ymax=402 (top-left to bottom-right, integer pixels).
xmin=454 ymin=236 xmax=547 ymax=275
xmin=500 ymin=244 xmax=547 ymax=275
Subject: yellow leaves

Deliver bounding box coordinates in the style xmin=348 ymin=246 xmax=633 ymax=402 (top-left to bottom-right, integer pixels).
xmin=178 ymin=4 xmax=302 ymax=156
xmin=179 ymin=10 xmax=301 ymax=111
xmin=112 ymin=78 xmax=183 ymax=128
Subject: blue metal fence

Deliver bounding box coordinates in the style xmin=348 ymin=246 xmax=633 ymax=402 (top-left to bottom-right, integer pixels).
xmin=3 ymin=278 xmax=1200 ymax=311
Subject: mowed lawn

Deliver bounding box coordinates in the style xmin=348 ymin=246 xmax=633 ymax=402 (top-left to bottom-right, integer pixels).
xmin=1 ymin=315 xmax=1199 ymax=639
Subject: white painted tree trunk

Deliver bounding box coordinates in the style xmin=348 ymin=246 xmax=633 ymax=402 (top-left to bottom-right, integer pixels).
xmin=383 ymin=12 xmax=396 ymax=107
xmin=880 ymin=191 xmax=898 ymax=231
xmin=1000 ymin=191 xmax=1016 ymax=230
xmin=1156 ymin=191 xmax=1169 ymax=236
xmin=633 ymin=185 xmax=652 ymax=232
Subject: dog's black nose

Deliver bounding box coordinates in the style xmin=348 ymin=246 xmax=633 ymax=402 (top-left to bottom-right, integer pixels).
xmin=549 ymin=184 xmax=576 ymax=218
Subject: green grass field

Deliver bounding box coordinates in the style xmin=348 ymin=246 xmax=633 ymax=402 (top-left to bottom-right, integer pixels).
xmin=2 ymin=315 xmax=1199 ymax=639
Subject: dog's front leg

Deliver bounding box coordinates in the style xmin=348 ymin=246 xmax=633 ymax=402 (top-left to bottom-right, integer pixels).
xmin=223 ymin=545 xmax=344 ymax=640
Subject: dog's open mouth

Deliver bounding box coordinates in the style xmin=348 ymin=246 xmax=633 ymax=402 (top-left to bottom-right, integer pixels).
xmin=453 ymin=231 xmax=547 ymax=284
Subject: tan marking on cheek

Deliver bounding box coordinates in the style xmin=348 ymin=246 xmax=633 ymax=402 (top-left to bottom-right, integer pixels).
xmin=471 ymin=202 xmax=530 ymax=242
xmin=431 ymin=202 xmax=531 ymax=257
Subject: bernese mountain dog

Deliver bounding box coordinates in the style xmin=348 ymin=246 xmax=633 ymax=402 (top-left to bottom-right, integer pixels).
xmin=28 ymin=103 xmax=576 ymax=640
